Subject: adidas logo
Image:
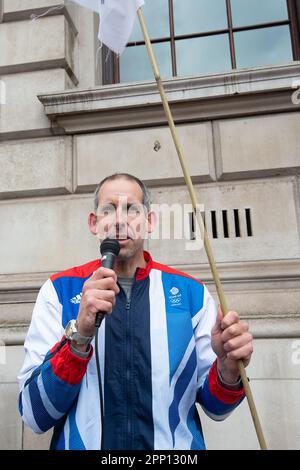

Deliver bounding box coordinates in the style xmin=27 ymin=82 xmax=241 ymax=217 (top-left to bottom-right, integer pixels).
xmin=70 ymin=293 xmax=82 ymax=305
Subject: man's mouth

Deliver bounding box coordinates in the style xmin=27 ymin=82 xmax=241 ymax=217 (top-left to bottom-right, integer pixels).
xmin=116 ymin=234 xmax=131 ymax=239
xmin=115 ymin=235 xmax=132 ymax=244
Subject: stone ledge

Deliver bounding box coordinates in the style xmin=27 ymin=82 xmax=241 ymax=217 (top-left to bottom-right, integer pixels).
xmin=2 ymin=287 xmax=299 ymax=325
xmin=1 ymin=258 xmax=299 ymax=292
xmin=0 ymin=58 xmax=79 ymax=86
xmin=0 ymin=128 xmax=65 ymax=142
xmin=37 ymin=63 xmax=300 ymax=133
xmin=2 ymin=4 xmax=77 ymax=37
xmin=0 ymin=15 xmax=78 ymax=85
xmin=248 ymin=317 xmax=300 ymax=339
xmin=0 ymin=186 xmax=73 ymax=200
xmin=39 ymin=63 xmax=300 ymax=110
xmin=175 ymin=258 xmax=300 ymax=283
xmin=0 ymin=328 xmax=26 ymax=345
xmin=296 ymin=176 xmax=300 ymax=239
xmin=2 ymin=0 xmax=61 ymax=14
xmin=2 ymin=316 xmax=300 ymax=345
xmin=0 ymin=260 xmax=300 ymax=306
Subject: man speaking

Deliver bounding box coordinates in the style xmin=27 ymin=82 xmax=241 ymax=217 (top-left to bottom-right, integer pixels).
xmin=18 ymin=173 xmax=253 ymax=450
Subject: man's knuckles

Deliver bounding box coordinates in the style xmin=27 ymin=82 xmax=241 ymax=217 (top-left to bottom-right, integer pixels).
xmin=227 ymin=343 xmax=253 ymax=361
xmin=223 ymin=332 xmax=253 ymax=352
xmin=221 ymin=322 xmax=249 ymax=342
xmin=83 ymin=277 xmax=119 ymax=294
xmin=220 ymin=310 xmax=240 ymax=328
xmin=84 ymin=296 xmax=113 ymax=315
xmin=91 ymin=266 xmax=117 ymax=281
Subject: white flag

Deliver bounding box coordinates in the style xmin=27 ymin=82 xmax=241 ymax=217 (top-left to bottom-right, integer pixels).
xmin=71 ymin=0 xmax=145 ymax=55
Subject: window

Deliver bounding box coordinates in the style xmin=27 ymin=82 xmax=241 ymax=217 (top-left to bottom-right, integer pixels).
xmin=103 ymin=0 xmax=300 ymax=84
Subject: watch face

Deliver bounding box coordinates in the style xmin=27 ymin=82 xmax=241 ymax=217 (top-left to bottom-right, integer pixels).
xmin=65 ymin=320 xmax=77 ymax=339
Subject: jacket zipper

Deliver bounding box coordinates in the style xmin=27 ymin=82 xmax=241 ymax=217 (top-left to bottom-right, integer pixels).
xmin=117 ymin=278 xmax=136 ymax=449
xmin=125 ymin=296 xmax=132 ymax=449
xmin=125 ymin=294 xmax=132 ymax=449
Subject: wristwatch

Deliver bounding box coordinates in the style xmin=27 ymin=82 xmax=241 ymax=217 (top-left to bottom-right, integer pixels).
xmin=64 ymin=319 xmax=93 ymax=347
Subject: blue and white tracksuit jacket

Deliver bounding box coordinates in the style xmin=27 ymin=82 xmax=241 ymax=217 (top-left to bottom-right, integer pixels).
xmin=18 ymin=251 xmax=245 ymax=450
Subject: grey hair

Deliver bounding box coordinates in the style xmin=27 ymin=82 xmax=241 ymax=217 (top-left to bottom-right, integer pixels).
xmin=93 ymin=173 xmax=151 ymax=213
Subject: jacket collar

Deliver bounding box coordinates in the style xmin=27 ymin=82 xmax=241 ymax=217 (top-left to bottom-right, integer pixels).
xmin=135 ymin=251 xmax=153 ymax=281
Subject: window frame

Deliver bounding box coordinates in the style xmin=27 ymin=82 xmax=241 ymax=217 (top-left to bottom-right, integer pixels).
xmin=103 ymin=0 xmax=300 ymax=84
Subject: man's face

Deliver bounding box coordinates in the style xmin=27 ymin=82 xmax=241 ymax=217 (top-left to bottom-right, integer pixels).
xmin=90 ymin=178 xmax=152 ymax=260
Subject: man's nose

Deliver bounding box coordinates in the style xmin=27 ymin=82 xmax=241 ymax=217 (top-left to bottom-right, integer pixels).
xmin=115 ymin=207 xmax=127 ymax=226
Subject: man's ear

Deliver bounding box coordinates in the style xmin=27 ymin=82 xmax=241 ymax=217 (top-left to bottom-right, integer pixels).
xmin=146 ymin=210 xmax=156 ymax=234
xmin=88 ymin=213 xmax=98 ymax=236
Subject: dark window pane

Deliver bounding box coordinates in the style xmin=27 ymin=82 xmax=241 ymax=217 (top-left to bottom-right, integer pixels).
xmin=174 ymin=0 xmax=228 ymax=35
xmin=128 ymin=0 xmax=169 ymax=42
xmin=120 ymin=43 xmax=172 ymax=83
xmin=235 ymin=25 xmax=293 ymax=68
xmin=176 ymin=35 xmax=231 ymax=76
xmin=231 ymin=0 xmax=288 ymax=27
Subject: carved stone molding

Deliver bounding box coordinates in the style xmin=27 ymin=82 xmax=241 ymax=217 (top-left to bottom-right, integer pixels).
xmin=1 ymin=258 xmax=299 ymax=344
xmin=38 ymin=63 xmax=300 ymax=134
xmin=1 ymin=258 xmax=299 ymax=293
xmin=2 ymin=316 xmax=300 ymax=346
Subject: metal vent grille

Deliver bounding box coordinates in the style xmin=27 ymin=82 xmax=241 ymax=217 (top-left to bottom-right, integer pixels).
xmin=189 ymin=209 xmax=253 ymax=240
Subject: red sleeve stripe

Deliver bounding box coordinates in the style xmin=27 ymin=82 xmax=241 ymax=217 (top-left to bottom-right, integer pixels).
xmin=50 ymin=340 xmax=93 ymax=385
xmin=208 ymin=360 xmax=245 ymax=405
xmin=50 ymin=340 xmax=65 ymax=355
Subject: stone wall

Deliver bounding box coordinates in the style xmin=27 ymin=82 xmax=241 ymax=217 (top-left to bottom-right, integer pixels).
xmin=0 ymin=0 xmax=300 ymax=450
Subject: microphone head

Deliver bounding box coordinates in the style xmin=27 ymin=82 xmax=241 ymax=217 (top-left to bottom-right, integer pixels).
xmin=100 ymin=238 xmax=121 ymax=257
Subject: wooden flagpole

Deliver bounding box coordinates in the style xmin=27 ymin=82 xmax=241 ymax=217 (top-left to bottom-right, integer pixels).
xmin=137 ymin=7 xmax=267 ymax=450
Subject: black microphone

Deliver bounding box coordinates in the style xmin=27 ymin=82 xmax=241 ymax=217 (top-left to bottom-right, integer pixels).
xmin=95 ymin=238 xmax=120 ymax=328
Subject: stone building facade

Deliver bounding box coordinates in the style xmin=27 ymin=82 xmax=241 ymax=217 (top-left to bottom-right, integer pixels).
xmin=0 ymin=0 xmax=300 ymax=449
